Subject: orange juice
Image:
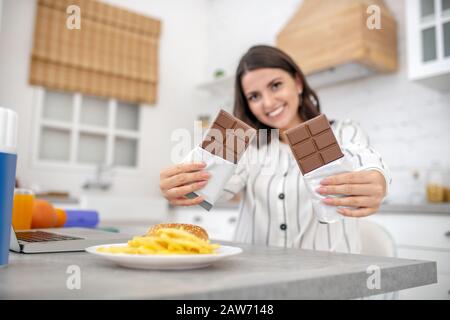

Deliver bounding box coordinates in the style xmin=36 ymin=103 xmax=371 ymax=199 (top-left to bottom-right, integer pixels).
xmin=12 ymin=189 xmax=34 ymax=230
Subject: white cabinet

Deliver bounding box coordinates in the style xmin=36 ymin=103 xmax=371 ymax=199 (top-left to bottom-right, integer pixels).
xmin=367 ymin=212 xmax=450 ymax=299
xmin=406 ymin=0 xmax=450 ymax=91
xmin=170 ymin=207 xmax=239 ymax=241
xmin=396 ymin=248 xmax=450 ymax=299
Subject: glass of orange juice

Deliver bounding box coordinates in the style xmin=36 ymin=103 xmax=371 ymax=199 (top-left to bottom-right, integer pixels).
xmin=12 ymin=189 xmax=35 ymax=231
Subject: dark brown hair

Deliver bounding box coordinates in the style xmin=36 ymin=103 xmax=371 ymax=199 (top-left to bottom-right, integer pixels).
xmin=233 ymin=45 xmax=321 ymax=145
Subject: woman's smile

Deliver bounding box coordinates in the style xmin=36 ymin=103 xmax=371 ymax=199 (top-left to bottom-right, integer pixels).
xmin=266 ymin=104 xmax=286 ymax=118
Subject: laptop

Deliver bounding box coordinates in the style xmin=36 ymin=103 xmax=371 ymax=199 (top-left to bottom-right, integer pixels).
xmin=10 ymin=226 xmax=132 ymax=253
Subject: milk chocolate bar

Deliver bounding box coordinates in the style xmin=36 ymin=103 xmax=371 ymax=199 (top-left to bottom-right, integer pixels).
xmin=201 ymin=109 xmax=256 ymax=163
xmin=285 ymin=114 xmax=343 ymax=175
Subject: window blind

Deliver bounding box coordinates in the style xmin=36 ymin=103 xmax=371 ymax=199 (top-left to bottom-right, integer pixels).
xmin=30 ymin=0 xmax=161 ymax=104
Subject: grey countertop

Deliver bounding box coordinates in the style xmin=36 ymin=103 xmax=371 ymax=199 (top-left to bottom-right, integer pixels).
xmin=205 ymin=202 xmax=450 ymax=215
xmin=379 ymin=203 xmax=450 ymax=214
xmin=204 ymin=202 xmax=450 ymax=215
xmin=0 ymin=242 xmax=436 ymax=299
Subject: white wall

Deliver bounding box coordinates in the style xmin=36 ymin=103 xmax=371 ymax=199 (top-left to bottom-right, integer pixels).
xmin=0 ymin=0 xmax=209 ymax=202
xmin=206 ymin=0 xmax=300 ymax=78
xmin=205 ymin=0 xmax=450 ymax=204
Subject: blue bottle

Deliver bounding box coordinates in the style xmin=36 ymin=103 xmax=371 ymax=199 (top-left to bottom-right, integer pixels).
xmin=0 ymin=107 xmax=18 ymax=267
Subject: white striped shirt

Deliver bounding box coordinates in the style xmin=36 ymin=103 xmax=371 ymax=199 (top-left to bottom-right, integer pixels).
xmin=219 ymin=119 xmax=392 ymax=254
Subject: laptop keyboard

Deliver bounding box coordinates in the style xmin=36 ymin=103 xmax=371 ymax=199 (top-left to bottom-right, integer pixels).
xmin=16 ymin=231 xmax=84 ymax=243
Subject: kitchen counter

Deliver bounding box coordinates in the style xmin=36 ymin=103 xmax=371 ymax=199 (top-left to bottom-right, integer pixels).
xmin=0 ymin=242 xmax=436 ymax=299
xmin=379 ymin=203 xmax=450 ymax=214
xmin=208 ymin=202 xmax=450 ymax=215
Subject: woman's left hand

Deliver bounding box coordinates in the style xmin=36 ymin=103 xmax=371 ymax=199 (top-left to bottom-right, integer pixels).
xmin=316 ymin=170 xmax=386 ymax=217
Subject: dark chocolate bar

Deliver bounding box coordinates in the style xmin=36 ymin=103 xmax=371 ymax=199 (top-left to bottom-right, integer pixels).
xmin=201 ymin=109 xmax=256 ymax=163
xmin=285 ymin=114 xmax=343 ymax=175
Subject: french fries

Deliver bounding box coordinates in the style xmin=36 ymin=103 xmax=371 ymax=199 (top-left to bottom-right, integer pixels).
xmin=97 ymin=227 xmax=220 ymax=255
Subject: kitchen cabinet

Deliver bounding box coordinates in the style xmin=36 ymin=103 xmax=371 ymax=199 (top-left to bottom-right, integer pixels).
xmin=406 ymin=0 xmax=450 ymax=91
xmin=396 ymin=248 xmax=450 ymax=299
xmin=169 ymin=206 xmax=239 ymax=241
xmin=276 ymin=0 xmax=398 ymax=88
xmin=367 ymin=209 xmax=450 ymax=299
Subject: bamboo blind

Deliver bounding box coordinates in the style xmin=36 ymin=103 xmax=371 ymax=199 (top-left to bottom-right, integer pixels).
xmin=29 ymin=0 xmax=161 ymax=104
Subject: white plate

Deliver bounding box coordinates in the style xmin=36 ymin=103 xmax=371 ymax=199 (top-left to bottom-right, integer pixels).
xmin=85 ymin=243 xmax=242 ymax=270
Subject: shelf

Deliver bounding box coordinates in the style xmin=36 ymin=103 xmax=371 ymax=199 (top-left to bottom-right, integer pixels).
xmin=196 ymin=75 xmax=235 ymax=98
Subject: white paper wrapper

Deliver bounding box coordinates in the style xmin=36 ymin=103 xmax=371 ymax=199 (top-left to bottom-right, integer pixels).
xmin=303 ymin=154 xmax=358 ymax=224
xmin=181 ymin=146 xmax=236 ymax=211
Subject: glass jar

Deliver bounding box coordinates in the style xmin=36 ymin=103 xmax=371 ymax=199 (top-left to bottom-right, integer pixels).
xmin=426 ymin=164 xmax=445 ymax=203
xmin=444 ymin=168 xmax=450 ymax=203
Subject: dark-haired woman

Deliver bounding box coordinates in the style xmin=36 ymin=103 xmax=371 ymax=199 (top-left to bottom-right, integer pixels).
xmin=160 ymin=45 xmax=391 ymax=253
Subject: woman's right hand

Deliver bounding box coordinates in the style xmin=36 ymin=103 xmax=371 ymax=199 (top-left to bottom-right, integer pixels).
xmin=159 ymin=162 xmax=210 ymax=206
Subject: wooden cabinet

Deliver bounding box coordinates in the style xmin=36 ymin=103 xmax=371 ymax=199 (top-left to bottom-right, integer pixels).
xmin=276 ymin=0 xmax=398 ymax=88
xmin=406 ymin=0 xmax=450 ymax=91
xmin=367 ymin=211 xmax=450 ymax=299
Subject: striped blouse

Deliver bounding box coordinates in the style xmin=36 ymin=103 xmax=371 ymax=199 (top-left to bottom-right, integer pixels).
xmin=219 ymin=119 xmax=392 ymax=254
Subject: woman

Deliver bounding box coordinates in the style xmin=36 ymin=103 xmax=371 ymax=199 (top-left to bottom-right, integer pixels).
xmin=160 ymin=45 xmax=391 ymax=253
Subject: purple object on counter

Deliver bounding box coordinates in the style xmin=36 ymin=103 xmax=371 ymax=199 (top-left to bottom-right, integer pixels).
xmin=63 ymin=209 xmax=99 ymax=228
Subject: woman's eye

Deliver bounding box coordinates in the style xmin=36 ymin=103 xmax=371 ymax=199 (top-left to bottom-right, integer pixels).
xmin=247 ymin=94 xmax=259 ymax=102
xmin=272 ymin=82 xmax=282 ymax=90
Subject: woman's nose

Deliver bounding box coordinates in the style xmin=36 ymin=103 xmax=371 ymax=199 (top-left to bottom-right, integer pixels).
xmin=261 ymin=92 xmax=276 ymax=110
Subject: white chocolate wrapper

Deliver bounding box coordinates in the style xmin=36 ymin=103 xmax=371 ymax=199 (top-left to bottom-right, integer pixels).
xmin=303 ymin=154 xmax=358 ymax=224
xmin=181 ymin=146 xmax=236 ymax=211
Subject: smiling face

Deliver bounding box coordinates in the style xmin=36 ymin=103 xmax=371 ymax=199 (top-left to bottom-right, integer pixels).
xmin=241 ymin=68 xmax=304 ymax=133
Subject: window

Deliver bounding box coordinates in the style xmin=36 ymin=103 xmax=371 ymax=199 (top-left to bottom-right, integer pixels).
xmin=34 ymin=89 xmax=141 ymax=169
xmin=422 ymin=26 xmax=437 ymax=61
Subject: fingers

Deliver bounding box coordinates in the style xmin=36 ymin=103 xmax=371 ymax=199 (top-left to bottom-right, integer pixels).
xmin=324 ymin=196 xmax=380 ymax=217
xmin=337 ymin=207 xmax=377 ymax=217
xmin=165 ymin=180 xmax=208 ymax=199
xmin=160 ymin=162 xmax=206 ymax=179
xmin=316 ymin=184 xmax=383 ymax=197
xmin=159 ymin=162 xmax=210 ymax=206
xmin=169 ymin=196 xmax=205 ymax=207
xmin=160 ymin=170 xmax=210 ymax=191
xmin=323 ymin=196 xmax=378 ymax=208
xmin=317 ymin=171 xmax=386 ymax=218
xmin=320 ymin=170 xmax=379 ymax=186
